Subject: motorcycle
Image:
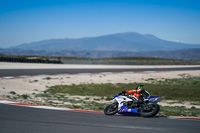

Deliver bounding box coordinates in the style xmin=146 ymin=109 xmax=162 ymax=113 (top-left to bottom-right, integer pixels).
xmin=104 ymin=87 xmax=161 ymax=117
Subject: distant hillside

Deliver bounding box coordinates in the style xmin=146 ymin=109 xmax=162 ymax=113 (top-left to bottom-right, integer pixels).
xmin=10 ymin=32 xmax=200 ymax=52
xmin=1 ymin=48 xmax=200 ymax=60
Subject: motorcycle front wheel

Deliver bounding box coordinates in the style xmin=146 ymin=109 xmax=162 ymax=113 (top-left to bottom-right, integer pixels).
xmin=139 ymin=103 xmax=160 ymax=117
xmin=104 ymin=103 xmax=118 ymax=115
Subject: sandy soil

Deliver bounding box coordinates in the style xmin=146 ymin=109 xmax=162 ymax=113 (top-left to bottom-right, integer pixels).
xmin=0 ymin=69 xmax=200 ymax=108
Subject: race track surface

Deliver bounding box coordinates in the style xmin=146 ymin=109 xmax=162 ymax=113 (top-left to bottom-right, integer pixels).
xmin=1 ymin=66 xmax=200 ymax=77
xmin=0 ymin=104 xmax=199 ymax=133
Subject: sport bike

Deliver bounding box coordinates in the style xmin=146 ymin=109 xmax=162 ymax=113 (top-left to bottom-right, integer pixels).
xmin=104 ymin=90 xmax=161 ymax=117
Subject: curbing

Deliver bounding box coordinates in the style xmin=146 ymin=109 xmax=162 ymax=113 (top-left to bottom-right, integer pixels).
xmin=0 ymin=99 xmax=102 ymax=113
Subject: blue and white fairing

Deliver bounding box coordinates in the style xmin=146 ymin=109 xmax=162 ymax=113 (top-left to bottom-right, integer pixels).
xmin=113 ymin=94 xmax=161 ymax=114
xmin=113 ymin=94 xmax=138 ymax=113
xmin=146 ymin=96 xmax=162 ymax=103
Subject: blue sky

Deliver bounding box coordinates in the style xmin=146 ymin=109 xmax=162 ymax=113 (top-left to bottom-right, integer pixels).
xmin=0 ymin=0 xmax=200 ymax=48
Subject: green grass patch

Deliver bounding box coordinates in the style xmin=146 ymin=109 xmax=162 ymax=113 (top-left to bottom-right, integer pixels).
xmin=21 ymin=94 xmax=29 ymax=99
xmin=29 ymin=80 xmax=39 ymax=83
xmin=35 ymin=93 xmax=49 ymax=98
xmin=9 ymin=91 xmax=16 ymax=95
xmin=45 ymin=77 xmax=200 ymax=101
xmin=43 ymin=77 xmax=52 ymax=80
xmin=159 ymin=106 xmax=200 ymax=117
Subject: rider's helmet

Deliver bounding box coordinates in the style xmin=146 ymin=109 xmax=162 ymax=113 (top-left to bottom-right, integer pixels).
xmin=136 ymin=85 xmax=150 ymax=98
xmin=135 ymin=84 xmax=144 ymax=90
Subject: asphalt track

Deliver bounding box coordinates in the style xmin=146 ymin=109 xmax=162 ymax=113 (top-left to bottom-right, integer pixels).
xmin=1 ymin=66 xmax=200 ymax=77
xmin=0 ymin=104 xmax=200 ymax=133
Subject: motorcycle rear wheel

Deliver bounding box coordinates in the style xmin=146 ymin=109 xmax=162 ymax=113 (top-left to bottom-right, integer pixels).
xmin=104 ymin=103 xmax=118 ymax=115
xmin=139 ymin=103 xmax=160 ymax=117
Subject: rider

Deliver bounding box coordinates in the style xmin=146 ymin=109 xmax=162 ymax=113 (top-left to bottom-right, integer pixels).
xmin=120 ymin=85 xmax=150 ymax=104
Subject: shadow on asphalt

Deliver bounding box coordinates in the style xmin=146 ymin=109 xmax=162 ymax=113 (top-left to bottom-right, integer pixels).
xmin=114 ymin=113 xmax=168 ymax=119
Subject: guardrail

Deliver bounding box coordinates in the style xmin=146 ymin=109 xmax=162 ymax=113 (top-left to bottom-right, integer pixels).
xmin=0 ymin=57 xmax=62 ymax=64
xmin=0 ymin=57 xmax=199 ymax=65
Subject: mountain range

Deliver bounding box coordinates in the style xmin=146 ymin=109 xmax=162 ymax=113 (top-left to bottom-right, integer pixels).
xmin=11 ymin=32 xmax=200 ymax=51
xmin=1 ymin=48 xmax=200 ymax=60
xmin=1 ymin=32 xmax=200 ymax=60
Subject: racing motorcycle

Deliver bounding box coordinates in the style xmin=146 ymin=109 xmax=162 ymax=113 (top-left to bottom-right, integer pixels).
xmin=104 ymin=86 xmax=161 ymax=117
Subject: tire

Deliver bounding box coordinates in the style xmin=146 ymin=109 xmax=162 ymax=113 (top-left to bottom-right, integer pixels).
xmin=104 ymin=103 xmax=118 ymax=115
xmin=139 ymin=103 xmax=160 ymax=117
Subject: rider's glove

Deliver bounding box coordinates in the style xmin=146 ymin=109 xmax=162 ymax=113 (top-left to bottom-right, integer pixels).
xmin=122 ymin=90 xmax=126 ymax=94
xmin=118 ymin=90 xmax=126 ymax=95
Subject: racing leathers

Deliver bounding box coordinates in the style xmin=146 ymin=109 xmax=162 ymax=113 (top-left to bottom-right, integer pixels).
xmin=121 ymin=86 xmax=150 ymax=105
